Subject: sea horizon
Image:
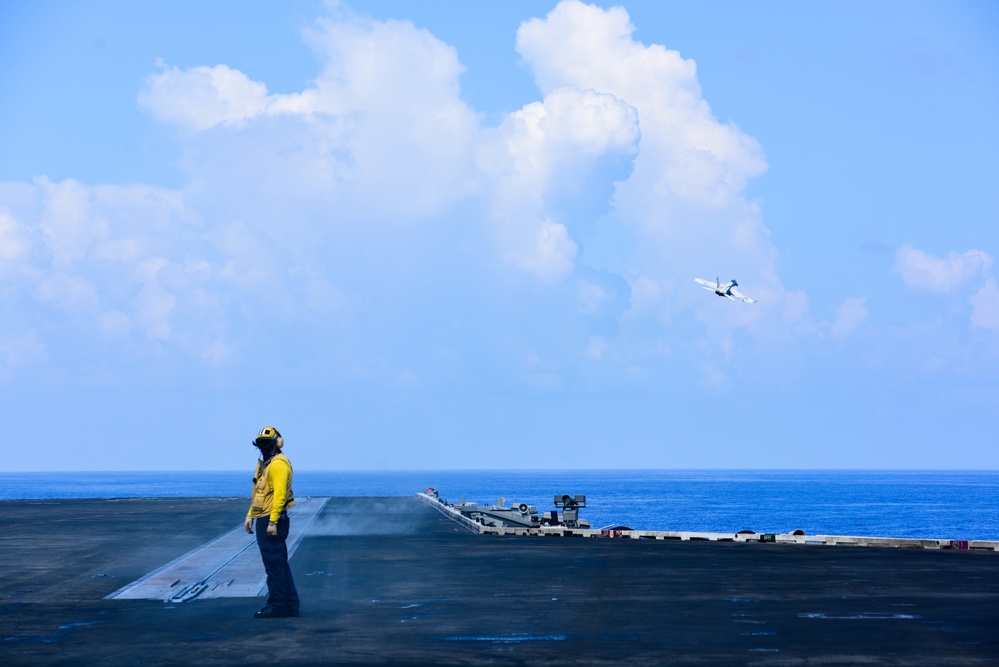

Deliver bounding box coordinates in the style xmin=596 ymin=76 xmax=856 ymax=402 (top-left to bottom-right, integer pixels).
xmin=3 ymin=469 xmax=996 ymax=541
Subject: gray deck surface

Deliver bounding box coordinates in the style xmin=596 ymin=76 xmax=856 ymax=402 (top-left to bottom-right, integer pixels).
xmin=1 ymin=496 xmax=997 ymax=666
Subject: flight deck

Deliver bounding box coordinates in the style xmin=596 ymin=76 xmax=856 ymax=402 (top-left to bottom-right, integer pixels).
xmin=2 ymin=496 xmax=997 ymax=665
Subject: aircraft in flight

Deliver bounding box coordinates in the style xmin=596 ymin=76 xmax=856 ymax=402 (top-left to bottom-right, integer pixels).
xmin=695 ymin=277 xmax=757 ymax=304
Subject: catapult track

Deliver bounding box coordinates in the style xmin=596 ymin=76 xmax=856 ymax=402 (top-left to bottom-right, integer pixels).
xmin=416 ymin=492 xmax=998 ymax=551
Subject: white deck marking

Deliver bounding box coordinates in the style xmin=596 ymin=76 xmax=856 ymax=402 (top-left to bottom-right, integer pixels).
xmin=106 ymin=497 xmax=329 ymax=602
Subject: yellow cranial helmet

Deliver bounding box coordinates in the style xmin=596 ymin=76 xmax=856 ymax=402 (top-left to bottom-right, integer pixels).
xmin=253 ymin=426 xmax=283 ymax=449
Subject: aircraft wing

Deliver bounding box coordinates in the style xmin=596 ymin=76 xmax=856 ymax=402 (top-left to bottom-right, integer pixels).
xmin=694 ymin=278 xmax=715 ymax=290
xmin=730 ymin=288 xmax=756 ymax=304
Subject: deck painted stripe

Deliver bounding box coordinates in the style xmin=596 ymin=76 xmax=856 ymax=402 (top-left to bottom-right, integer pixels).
xmin=106 ymin=496 xmax=330 ymax=601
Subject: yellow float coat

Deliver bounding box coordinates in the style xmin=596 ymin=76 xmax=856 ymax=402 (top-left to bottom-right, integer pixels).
xmin=247 ymin=453 xmax=295 ymax=523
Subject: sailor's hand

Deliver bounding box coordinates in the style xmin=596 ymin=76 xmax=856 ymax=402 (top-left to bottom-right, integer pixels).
xmin=244 ymin=516 xmax=254 ymax=534
xmin=267 ymin=521 xmax=278 ymax=537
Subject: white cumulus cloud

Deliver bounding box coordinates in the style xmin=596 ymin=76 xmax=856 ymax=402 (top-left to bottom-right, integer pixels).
xmin=894 ymin=244 xmax=993 ymax=292
xmin=0 ymin=209 xmax=33 ymax=269
xmin=138 ymin=61 xmax=317 ymax=131
xmin=478 ymin=87 xmax=640 ymax=206
xmin=829 ymin=296 xmax=868 ymax=339
xmin=970 ymin=279 xmax=999 ymax=332
xmin=478 ymin=86 xmax=640 ymax=280
xmin=515 ymin=0 xmax=776 ymax=322
xmin=517 ymin=0 xmax=767 ymax=209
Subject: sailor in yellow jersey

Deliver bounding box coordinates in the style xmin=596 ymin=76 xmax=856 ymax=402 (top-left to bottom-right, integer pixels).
xmin=244 ymin=426 xmax=300 ymax=618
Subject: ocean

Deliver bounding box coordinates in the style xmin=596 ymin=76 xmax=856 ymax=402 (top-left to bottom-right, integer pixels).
xmin=2 ymin=470 xmax=997 ymax=541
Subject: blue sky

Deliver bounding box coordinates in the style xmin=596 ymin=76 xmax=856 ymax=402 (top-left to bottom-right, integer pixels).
xmin=2 ymin=1 xmax=997 ymax=471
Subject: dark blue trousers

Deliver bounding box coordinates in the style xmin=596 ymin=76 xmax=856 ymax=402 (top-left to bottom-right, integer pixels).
xmin=255 ymin=515 xmax=300 ymax=612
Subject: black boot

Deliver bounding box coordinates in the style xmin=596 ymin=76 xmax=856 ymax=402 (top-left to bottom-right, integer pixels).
xmin=254 ymin=605 xmax=286 ymax=619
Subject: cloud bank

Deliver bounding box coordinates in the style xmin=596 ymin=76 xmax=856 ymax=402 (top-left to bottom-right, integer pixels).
xmin=1 ymin=0 xmax=793 ymax=391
